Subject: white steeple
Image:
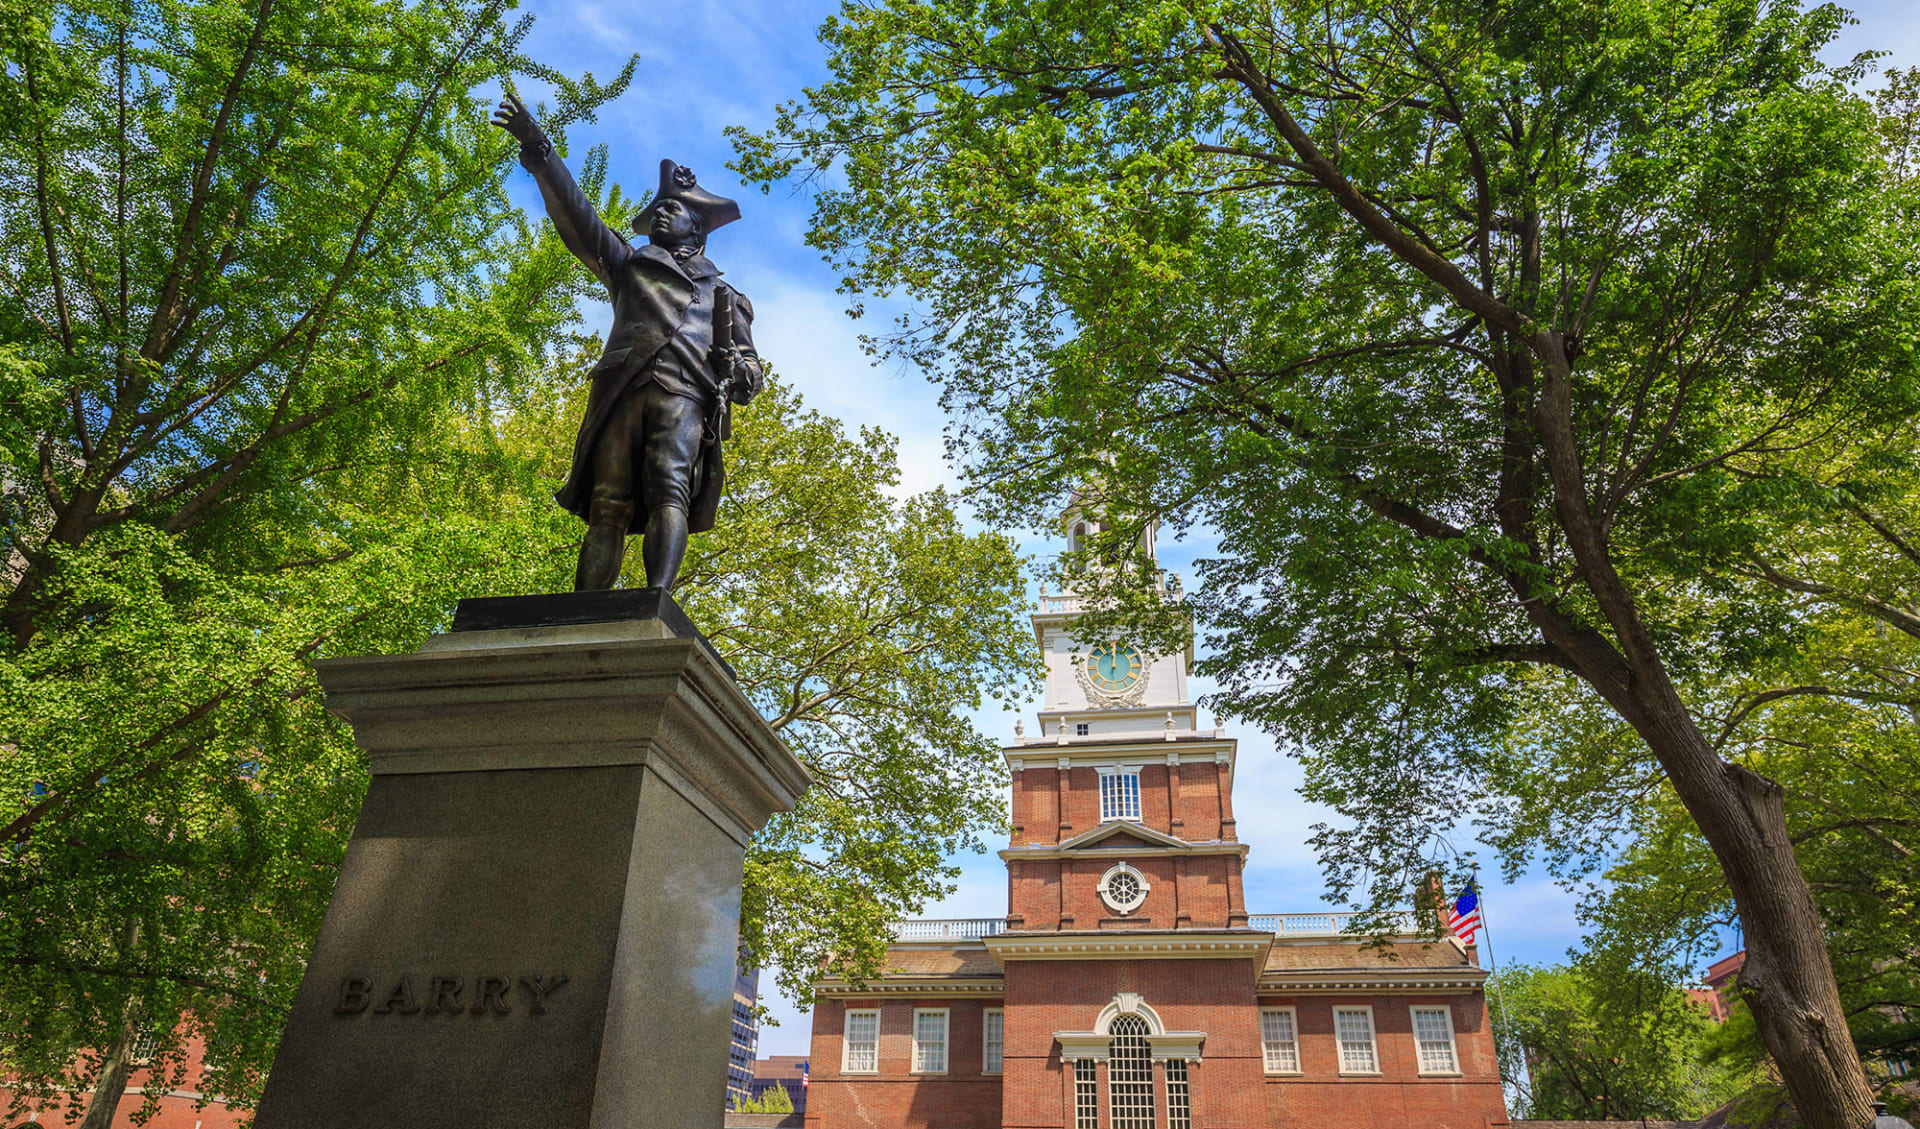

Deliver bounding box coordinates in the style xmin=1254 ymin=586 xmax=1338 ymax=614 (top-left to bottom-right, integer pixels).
xmin=1022 ymin=492 xmax=1198 ymax=743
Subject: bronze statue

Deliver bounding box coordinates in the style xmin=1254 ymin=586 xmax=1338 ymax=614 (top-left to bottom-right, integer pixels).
xmin=492 ymin=94 xmax=764 ymax=593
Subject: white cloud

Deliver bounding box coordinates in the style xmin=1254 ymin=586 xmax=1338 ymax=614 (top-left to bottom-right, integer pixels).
xmin=737 ymin=269 xmax=958 ymax=499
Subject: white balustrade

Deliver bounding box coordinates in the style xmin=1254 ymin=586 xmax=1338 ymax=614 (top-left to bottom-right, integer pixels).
xmin=1245 ymin=911 xmax=1420 ymax=936
xmin=889 ymin=913 xmax=1421 ymax=940
xmin=891 ymin=918 xmax=1010 ymax=941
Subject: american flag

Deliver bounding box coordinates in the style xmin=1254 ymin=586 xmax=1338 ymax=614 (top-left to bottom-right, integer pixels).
xmin=799 ymin=1061 xmax=808 ymax=1090
xmin=1446 ymin=883 xmax=1484 ymax=945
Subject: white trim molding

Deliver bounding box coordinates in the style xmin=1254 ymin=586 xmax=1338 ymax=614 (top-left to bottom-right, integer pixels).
xmin=984 ymin=931 xmax=1274 ymax=965
xmin=1411 ymin=1004 xmax=1463 ymax=1075
xmin=842 ymin=1007 xmax=880 ymax=1074
xmin=1260 ymin=1006 xmax=1302 ymax=1075
xmin=1333 ymin=1004 xmax=1381 ymax=1076
xmin=813 ymin=978 xmax=1005 ymax=998
xmin=1055 ymin=993 xmax=1207 ymax=1064
xmin=1094 ymin=992 xmax=1165 ymax=1034
xmin=1256 ymin=968 xmax=1487 ymax=994
xmin=1004 ymin=736 xmax=1237 ymax=774
xmin=1147 ymin=1033 xmax=1206 ymax=1062
xmin=1056 ymin=1032 xmax=1112 ymax=1062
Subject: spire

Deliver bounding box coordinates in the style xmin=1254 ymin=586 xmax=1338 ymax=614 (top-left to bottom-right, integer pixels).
xmin=1060 ymin=483 xmax=1157 ymax=565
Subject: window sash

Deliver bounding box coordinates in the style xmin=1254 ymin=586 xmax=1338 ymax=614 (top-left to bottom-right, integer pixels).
xmin=844 ymin=1009 xmax=879 ymax=1073
xmin=1166 ymin=1057 xmax=1192 ymax=1129
xmin=1261 ymin=1008 xmax=1300 ymax=1073
xmin=913 ymin=1009 xmax=948 ymax=1073
xmin=1412 ymin=1007 xmax=1459 ymax=1073
xmin=1074 ymin=1059 xmax=1099 ymax=1129
xmin=1101 ymin=771 xmax=1142 ymax=821
xmin=1108 ymin=1015 xmax=1156 ymax=1129
xmin=983 ymin=1009 xmax=1004 ymax=1073
xmin=1335 ymin=1007 xmax=1378 ymax=1073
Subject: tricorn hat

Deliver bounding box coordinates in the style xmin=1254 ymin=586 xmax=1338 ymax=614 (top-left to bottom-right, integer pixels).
xmin=635 ymin=159 xmax=740 ymax=235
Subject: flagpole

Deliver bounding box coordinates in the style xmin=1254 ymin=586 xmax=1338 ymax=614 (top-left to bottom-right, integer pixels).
xmin=1470 ymin=875 xmax=1532 ymax=1112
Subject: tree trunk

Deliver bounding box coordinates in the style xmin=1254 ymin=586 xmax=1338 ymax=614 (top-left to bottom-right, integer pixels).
xmin=78 ymin=1022 xmax=134 ymax=1129
xmin=1613 ymin=688 xmax=1876 ymax=1129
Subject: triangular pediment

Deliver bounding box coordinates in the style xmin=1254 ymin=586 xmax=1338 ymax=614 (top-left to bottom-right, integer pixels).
xmin=1057 ymin=822 xmax=1192 ymax=852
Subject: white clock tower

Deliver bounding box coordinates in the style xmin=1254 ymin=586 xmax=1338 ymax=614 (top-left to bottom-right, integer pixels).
xmin=1027 ymin=500 xmax=1204 ymax=743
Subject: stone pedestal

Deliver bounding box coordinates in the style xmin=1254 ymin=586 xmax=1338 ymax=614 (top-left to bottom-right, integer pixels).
xmin=253 ymin=592 xmax=809 ymax=1129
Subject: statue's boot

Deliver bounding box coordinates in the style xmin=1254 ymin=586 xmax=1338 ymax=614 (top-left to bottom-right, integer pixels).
xmin=574 ymin=499 xmax=636 ymax=591
xmin=642 ymin=504 xmax=689 ymax=593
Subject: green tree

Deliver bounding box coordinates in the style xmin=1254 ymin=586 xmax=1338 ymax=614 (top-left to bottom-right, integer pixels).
xmin=734 ymin=1 xmax=1920 ymax=1125
xmin=730 ymin=1083 xmax=797 ymax=1114
xmin=0 ymin=0 xmax=641 ymax=1120
xmin=1492 ymin=961 xmax=1756 ymax=1121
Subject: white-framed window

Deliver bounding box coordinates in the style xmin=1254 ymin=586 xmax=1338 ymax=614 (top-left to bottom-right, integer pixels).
xmin=912 ymin=1008 xmax=949 ymax=1074
xmin=1099 ymin=768 xmax=1142 ymax=821
xmin=843 ymin=1008 xmax=879 ymax=1073
xmin=983 ymin=1008 xmax=1004 ymax=1074
xmin=1108 ymin=1014 xmax=1156 ymax=1129
xmin=126 ymin=1024 xmax=159 ymax=1066
xmin=1074 ymin=1059 xmax=1099 ymax=1129
xmin=1098 ymin=860 xmax=1151 ymax=914
xmin=1412 ymin=1005 xmax=1460 ymax=1074
xmin=1260 ymin=1006 xmax=1301 ymax=1073
xmin=1166 ymin=1057 xmax=1193 ymax=1129
xmin=1334 ymin=1006 xmax=1379 ymax=1074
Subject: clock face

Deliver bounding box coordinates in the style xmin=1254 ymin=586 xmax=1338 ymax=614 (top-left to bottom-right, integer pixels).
xmin=1088 ymin=642 xmax=1145 ymax=693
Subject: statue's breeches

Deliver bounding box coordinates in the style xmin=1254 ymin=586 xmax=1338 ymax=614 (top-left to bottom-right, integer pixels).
xmin=587 ymin=381 xmax=708 ymax=518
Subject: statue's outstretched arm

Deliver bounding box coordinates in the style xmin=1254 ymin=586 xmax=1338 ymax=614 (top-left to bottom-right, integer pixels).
xmin=491 ymin=95 xmax=631 ymax=287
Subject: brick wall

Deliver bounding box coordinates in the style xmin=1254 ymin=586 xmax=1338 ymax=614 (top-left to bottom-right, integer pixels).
xmin=806 ymin=997 xmax=1004 ymax=1129
xmin=1002 ymin=957 xmax=1267 ymax=1129
xmin=1012 ymin=764 xmax=1230 ymax=848
xmin=808 ymin=975 xmax=1509 ymax=1129
xmin=1254 ymin=993 xmax=1508 ymax=1129
xmin=1 ymin=1030 xmax=248 ymax=1128
xmin=1007 ymin=845 xmax=1243 ymax=932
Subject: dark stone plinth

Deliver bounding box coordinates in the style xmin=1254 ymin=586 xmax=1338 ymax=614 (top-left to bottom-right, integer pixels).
xmin=452 ymin=586 xmax=697 ymax=636
xmin=251 ymin=622 xmax=808 ymax=1129
xmin=450 ymin=587 xmax=737 ymax=682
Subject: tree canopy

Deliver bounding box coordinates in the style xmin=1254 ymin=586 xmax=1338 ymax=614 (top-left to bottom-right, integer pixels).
xmin=735 ymin=1 xmax=1920 ymax=1124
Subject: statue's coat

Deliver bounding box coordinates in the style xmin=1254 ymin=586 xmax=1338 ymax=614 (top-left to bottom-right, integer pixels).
xmin=521 ymin=145 xmax=757 ymax=534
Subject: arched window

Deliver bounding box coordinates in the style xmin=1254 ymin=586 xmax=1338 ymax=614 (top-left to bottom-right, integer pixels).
xmin=1108 ymin=1014 xmax=1156 ymax=1129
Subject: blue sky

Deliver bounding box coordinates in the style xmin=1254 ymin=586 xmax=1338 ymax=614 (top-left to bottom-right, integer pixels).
xmin=500 ymin=0 xmax=1920 ymax=1055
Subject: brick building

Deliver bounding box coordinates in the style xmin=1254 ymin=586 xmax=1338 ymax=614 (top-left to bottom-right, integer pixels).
xmin=1689 ymin=952 xmax=1745 ymax=1024
xmin=805 ymin=505 xmax=1511 ymax=1129
xmin=2 ymin=1028 xmax=245 ymax=1128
